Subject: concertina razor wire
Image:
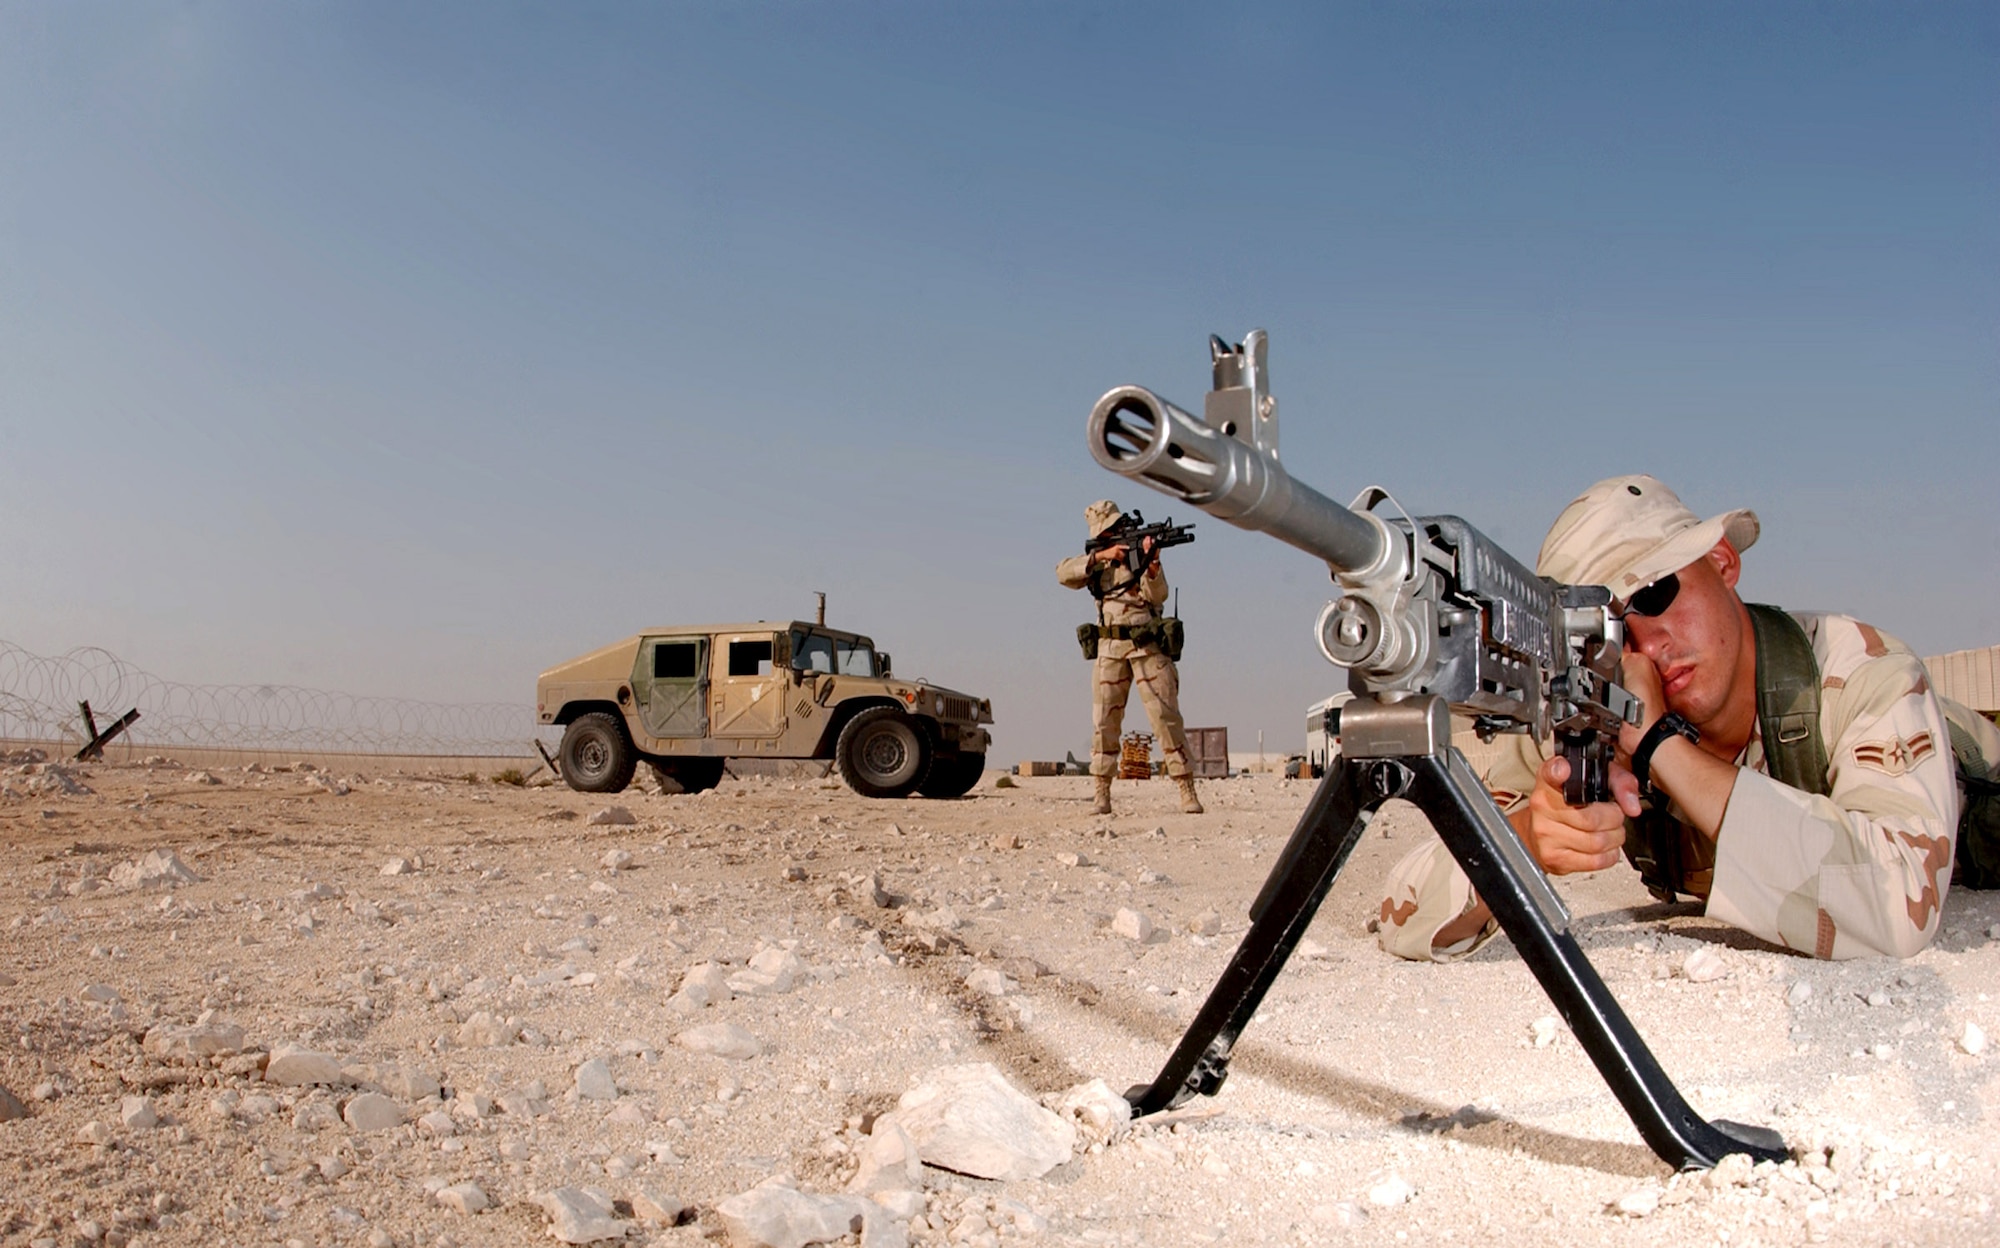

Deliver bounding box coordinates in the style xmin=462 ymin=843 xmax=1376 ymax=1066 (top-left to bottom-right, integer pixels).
xmin=0 ymin=640 xmax=541 ymax=759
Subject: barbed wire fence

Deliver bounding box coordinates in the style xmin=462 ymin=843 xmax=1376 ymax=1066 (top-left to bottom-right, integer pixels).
xmin=1 ymin=640 xmax=543 ymax=760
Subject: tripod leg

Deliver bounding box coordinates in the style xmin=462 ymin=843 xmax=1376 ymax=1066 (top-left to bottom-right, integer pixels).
xmin=1411 ymin=748 xmax=1787 ymax=1169
xmin=1125 ymin=757 xmax=1373 ymax=1117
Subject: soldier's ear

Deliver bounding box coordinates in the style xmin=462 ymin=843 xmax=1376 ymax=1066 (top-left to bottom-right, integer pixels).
xmin=1705 ymin=540 xmax=1741 ymax=590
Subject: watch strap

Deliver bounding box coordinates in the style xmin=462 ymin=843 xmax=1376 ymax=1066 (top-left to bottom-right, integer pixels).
xmin=1632 ymin=712 xmax=1699 ymax=800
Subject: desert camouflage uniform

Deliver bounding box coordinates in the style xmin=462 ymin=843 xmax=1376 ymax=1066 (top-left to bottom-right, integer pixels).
xmin=1378 ymin=612 xmax=2000 ymax=962
xmin=1055 ymin=551 xmax=1193 ymax=781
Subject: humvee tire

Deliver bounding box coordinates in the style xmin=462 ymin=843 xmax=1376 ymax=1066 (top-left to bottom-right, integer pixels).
xmin=560 ymin=712 xmax=637 ymax=793
xmin=917 ymin=752 xmax=985 ymax=799
xmin=650 ymin=758 xmax=725 ymax=795
xmin=836 ymin=706 xmax=931 ymax=799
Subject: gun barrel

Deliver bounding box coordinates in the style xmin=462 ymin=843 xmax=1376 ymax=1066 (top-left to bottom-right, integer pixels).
xmin=1087 ymin=385 xmax=1388 ymax=576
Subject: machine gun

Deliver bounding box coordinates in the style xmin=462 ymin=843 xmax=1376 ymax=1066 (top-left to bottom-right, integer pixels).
xmin=1085 ymin=329 xmax=1787 ymax=1172
xmin=1081 ymin=510 xmax=1197 ymax=579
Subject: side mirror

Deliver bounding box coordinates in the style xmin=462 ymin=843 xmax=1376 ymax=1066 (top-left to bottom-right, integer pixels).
xmin=878 ymin=653 xmax=892 ymax=677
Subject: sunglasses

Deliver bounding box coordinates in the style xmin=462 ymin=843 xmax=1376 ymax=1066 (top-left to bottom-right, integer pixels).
xmin=1618 ymin=573 xmax=1681 ymax=619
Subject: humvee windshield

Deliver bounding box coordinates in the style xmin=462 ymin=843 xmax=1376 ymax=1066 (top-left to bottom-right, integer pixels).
xmin=789 ymin=629 xmax=878 ymax=678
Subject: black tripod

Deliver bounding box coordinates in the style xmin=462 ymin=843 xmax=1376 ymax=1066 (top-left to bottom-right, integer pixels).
xmin=1124 ymin=694 xmax=1787 ymax=1171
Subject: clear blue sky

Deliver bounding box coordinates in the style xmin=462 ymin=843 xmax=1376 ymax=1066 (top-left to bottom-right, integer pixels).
xmin=3 ymin=2 xmax=1995 ymax=763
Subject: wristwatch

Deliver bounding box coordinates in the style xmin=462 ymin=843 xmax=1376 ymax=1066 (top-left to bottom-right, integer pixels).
xmin=1631 ymin=712 xmax=1699 ymax=802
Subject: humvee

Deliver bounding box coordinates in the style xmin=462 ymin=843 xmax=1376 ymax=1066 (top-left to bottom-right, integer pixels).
xmin=536 ymin=620 xmax=994 ymax=799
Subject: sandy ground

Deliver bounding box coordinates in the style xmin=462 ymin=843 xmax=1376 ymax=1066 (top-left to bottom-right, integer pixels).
xmin=2 ymin=758 xmax=1996 ymax=1248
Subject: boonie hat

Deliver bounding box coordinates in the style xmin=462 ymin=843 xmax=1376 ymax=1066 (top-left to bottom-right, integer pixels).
xmin=1085 ymin=499 xmax=1125 ymax=539
xmin=1536 ymin=474 xmax=1759 ymax=596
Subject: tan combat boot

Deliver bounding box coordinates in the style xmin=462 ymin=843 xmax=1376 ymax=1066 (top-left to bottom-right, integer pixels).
xmin=1092 ymin=775 xmax=1113 ymax=815
xmin=1176 ymin=776 xmax=1204 ymax=814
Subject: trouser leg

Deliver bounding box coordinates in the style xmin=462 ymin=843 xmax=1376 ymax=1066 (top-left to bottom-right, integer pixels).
xmin=1091 ymin=652 xmax=1133 ymax=778
xmin=1129 ymin=649 xmax=1191 ymax=779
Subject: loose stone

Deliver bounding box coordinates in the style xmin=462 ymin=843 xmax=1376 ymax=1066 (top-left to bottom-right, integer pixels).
xmin=342 ymin=1093 xmax=403 ymax=1132
xmin=675 ymin=1023 xmax=763 ymax=1060
xmin=892 ymin=1062 xmax=1075 ymax=1182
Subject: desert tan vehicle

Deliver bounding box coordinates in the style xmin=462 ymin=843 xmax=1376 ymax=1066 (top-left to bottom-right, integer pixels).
xmin=536 ymin=620 xmax=994 ymax=799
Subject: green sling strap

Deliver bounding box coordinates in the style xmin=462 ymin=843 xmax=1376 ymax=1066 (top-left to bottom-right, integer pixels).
xmin=1746 ymin=603 xmax=1831 ymax=797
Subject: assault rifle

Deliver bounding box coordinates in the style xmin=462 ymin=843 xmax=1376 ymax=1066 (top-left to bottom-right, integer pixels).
xmin=1085 ymin=329 xmax=1787 ymax=1171
xmin=1082 ymin=511 xmax=1196 ymax=578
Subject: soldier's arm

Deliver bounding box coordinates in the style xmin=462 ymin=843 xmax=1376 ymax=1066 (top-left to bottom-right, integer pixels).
xmin=1704 ymin=641 xmax=1959 ymax=959
xmin=1140 ymin=563 xmax=1168 ymax=607
xmin=1377 ymin=734 xmax=1543 ymax=960
xmin=1056 ymin=553 xmax=1095 ymax=589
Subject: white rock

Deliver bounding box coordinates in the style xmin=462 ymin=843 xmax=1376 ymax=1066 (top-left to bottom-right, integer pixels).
xmin=537 ymin=1186 xmax=631 ymax=1244
xmin=601 ymin=849 xmax=634 ymax=871
xmin=1530 ymin=1016 xmax=1560 ymax=1048
xmin=1055 ymin=852 xmax=1090 ymax=868
xmin=576 ymin=1057 xmax=618 ymax=1101
xmin=1112 ymin=908 xmax=1162 ymax=944
xmin=1681 ymin=947 xmax=1728 ymax=983
xmin=436 ymin=1181 xmax=489 ymax=1214
xmin=963 ymin=968 xmax=1013 ymax=997
xmin=1961 ymin=1021 xmax=1987 ymax=1056
xmin=110 ymin=849 xmax=200 ymax=890
xmin=457 ymin=1011 xmax=519 ymax=1047
xmin=893 ymin=1062 xmax=1075 ymax=1181
xmin=1786 ymin=980 xmax=1813 ymax=1007
xmin=847 ymin=1115 xmax=923 ymax=1195
xmin=266 ymin=1043 xmax=347 ymax=1086
xmin=631 ymin=1185 xmax=688 ymax=1225
xmin=730 ymin=947 xmax=806 ymax=995
xmin=1053 ymin=1079 xmax=1132 ymax=1144
xmin=183 ymin=770 xmax=220 ymax=785
xmin=588 ymin=806 xmax=637 ymax=827
xmin=346 ymin=1063 xmax=442 ymax=1102
xmin=1188 ymin=909 xmax=1222 ymax=937
xmin=81 ymin=983 xmax=120 ymax=1003
xmin=342 ymin=1092 xmax=403 ymax=1133
xmin=75 ymin=1119 xmax=112 ymax=1146
xmin=119 ymin=1096 xmax=158 ymax=1130
xmin=716 ymin=1175 xmax=871 ymax=1248
xmin=674 ymin=962 xmax=733 ymax=1009
xmin=1613 ymin=1186 xmax=1660 ymax=1217
xmin=142 ymin=1021 xmax=245 ymax=1061
xmin=417 ymin=1109 xmax=457 ymax=1137
xmin=676 ymin=1023 xmax=762 ymax=1060
xmin=1367 ymin=1174 xmax=1415 ymax=1207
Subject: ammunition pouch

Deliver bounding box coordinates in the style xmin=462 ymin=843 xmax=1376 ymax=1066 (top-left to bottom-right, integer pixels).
xmin=1077 ymin=619 xmax=1187 ymax=662
xmin=1076 ymin=624 xmax=1099 ymax=660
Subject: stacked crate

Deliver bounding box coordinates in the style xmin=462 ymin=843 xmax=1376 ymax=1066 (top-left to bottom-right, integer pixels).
xmin=1119 ymin=732 xmax=1156 ymax=780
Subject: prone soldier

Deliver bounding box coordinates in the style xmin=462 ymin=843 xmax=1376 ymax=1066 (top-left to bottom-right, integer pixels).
xmin=1057 ymin=500 xmax=1204 ymax=815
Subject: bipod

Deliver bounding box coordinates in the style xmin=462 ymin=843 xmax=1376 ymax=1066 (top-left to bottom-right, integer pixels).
xmin=74 ymin=700 xmax=141 ymax=763
xmin=1123 ymin=693 xmax=1787 ymax=1171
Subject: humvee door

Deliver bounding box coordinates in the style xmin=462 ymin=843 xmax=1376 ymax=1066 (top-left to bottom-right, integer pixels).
xmin=711 ymin=632 xmax=786 ymax=738
xmin=633 ymin=636 xmax=709 ymax=739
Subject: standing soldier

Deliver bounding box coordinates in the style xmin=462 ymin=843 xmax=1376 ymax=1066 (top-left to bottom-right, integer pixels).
xmin=1057 ymin=500 xmax=1203 ymax=816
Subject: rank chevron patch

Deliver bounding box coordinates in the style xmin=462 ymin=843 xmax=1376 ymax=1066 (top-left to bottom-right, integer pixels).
xmin=1852 ymin=731 xmax=1937 ymax=777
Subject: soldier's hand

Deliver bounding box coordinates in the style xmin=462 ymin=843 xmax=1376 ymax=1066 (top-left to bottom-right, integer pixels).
xmin=1515 ymin=755 xmax=1631 ymax=875
xmin=1092 ymin=543 xmax=1128 ymax=569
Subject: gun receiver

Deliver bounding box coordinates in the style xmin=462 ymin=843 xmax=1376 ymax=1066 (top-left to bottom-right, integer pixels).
xmin=1088 ymin=329 xmax=1784 ymax=1172
xmin=1082 ymin=510 xmax=1197 ymax=577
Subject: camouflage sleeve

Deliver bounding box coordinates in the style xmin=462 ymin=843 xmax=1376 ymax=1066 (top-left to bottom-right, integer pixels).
xmin=1374 ymin=734 xmax=1540 ymax=962
xmin=1056 ymin=553 xmax=1093 ymax=589
xmin=1706 ymin=646 xmax=1959 ymax=960
xmin=1141 ymin=565 xmax=1169 ymax=607
xmin=1375 ymin=839 xmax=1500 ymax=961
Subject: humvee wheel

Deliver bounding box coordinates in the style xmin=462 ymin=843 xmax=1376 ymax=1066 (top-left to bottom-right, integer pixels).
xmin=650 ymin=758 xmax=725 ymax=795
xmin=836 ymin=707 xmax=932 ymax=799
xmin=917 ymin=752 xmax=985 ymax=799
xmin=560 ymin=712 xmax=637 ymax=793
